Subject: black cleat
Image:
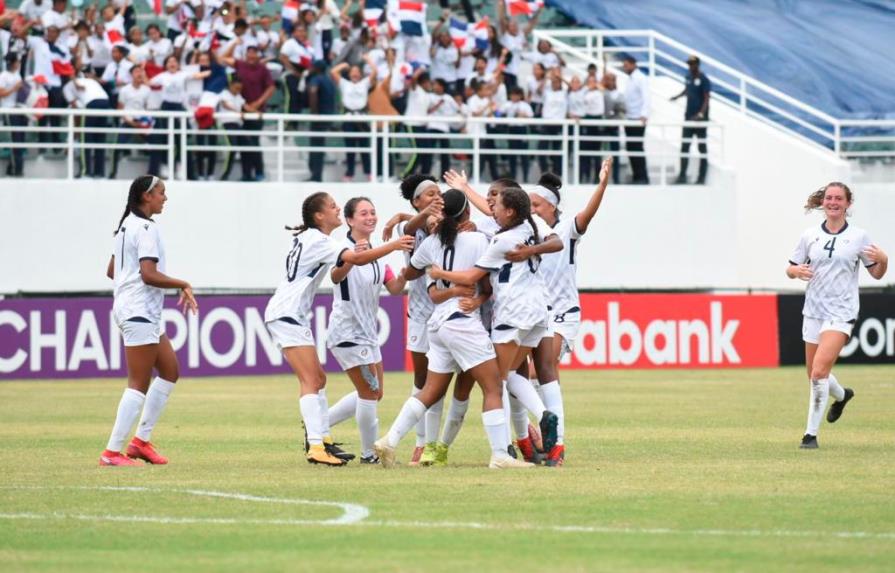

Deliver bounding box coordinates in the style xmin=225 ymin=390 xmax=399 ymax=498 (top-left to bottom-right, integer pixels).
xmin=800 ymin=434 xmax=818 ymax=449
xmin=507 ymin=444 xmax=518 ymax=459
xmin=826 ymin=388 xmax=854 ymax=423
xmin=539 ymin=411 xmax=559 ymax=453
xmin=360 ymin=454 xmax=380 ymax=465
xmin=325 ymin=442 xmax=356 ymax=462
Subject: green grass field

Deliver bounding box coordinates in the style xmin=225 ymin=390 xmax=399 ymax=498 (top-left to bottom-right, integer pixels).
xmin=1 ymin=366 xmax=894 ymax=572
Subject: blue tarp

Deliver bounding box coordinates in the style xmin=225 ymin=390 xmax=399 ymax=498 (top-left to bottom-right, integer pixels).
xmin=548 ymin=0 xmax=895 ymax=121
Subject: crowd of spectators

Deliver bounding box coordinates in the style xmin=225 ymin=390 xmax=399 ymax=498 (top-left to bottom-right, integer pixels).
xmin=0 ymin=0 xmax=708 ymax=183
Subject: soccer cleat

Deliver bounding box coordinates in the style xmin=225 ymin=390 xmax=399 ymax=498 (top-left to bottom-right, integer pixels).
xmin=800 ymin=434 xmax=818 ymax=449
xmin=527 ymin=422 xmax=543 ymax=452
xmin=507 ymin=444 xmax=518 ymax=459
xmin=408 ymin=445 xmax=425 ymax=466
xmin=307 ymin=444 xmax=347 ymax=466
xmin=432 ymin=442 xmax=449 ymax=467
xmin=323 ymin=439 xmax=356 ymax=462
xmin=360 ymin=454 xmax=380 ymax=465
xmin=489 ymin=455 xmax=535 ymax=469
xmin=515 ymin=436 xmax=543 ymax=464
xmin=826 ymin=388 xmax=854 ymax=423
xmin=373 ymin=437 xmax=397 ymax=468
xmin=126 ymin=438 xmax=168 ymax=465
xmin=418 ymin=442 xmax=438 ymax=466
xmin=100 ymin=450 xmax=142 ymax=466
xmin=539 ymin=411 xmax=559 ymax=453
xmin=544 ymin=444 xmax=565 ymax=467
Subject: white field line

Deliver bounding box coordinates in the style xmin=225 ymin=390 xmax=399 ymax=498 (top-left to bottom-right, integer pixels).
xmin=1 ymin=486 xmax=893 ymax=541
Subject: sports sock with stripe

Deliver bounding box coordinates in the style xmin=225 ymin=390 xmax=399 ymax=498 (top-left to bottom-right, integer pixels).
xmin=135 ymin=377 xmax=175 ymax=442
xmin=805 ymin=377 xmax=830 ymax=436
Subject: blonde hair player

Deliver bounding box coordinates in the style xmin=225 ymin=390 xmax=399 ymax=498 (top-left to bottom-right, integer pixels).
xmin=100 ymin=175 xmax=199 ymax=466
xmin=264 ymin=192 xmax=413 ymax=466
xmin=787 ymin=182 xmax=887 ymax=449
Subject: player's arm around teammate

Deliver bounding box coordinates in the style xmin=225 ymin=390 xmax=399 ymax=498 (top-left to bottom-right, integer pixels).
xmin=99 ymin=175 xmax=199 ymax=467
xmin=787 ymin=182 xmax=887 ymax=449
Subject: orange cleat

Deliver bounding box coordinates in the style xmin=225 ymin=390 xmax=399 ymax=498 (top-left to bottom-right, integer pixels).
xmin=99 ymin=450 xmax=141 ymax=466
xmin=408 ymin=445 xmax=425 ymax=466
xmin=126 ymin=437 xmax=169 ymax=465
xmin=515 ymin=436 xmax=543 ymax=464
xmin=545 ymin=444 xmax=565 ymax=467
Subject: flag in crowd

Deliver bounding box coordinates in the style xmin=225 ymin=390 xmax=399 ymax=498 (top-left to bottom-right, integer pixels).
xmin=506 ymin=0 xmax=544 ymax=17
xmin=396 ymin=1 xmax=426 ymax=36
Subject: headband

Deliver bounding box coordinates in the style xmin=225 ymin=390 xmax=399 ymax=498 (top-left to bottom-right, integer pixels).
xmin=413 ymin=179 xmax=438 ymax=200
xmin=446 ymin=194 xmax=468 ymax=219
xmin=147 ymin=175 xmax=160 ymax=192
xmin=531 ymin=185 xmax=559 ymax=207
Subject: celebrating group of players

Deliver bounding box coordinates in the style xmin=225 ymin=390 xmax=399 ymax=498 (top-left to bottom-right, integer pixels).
xmin=97 ymin=163 xmax=887 ymax=469
xmin=97 ymin=157 xmax=612 ymax=469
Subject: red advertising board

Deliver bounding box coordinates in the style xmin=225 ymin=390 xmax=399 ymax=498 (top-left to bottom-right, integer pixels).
xmin=561 ymin=294 xmax=779 ymax=369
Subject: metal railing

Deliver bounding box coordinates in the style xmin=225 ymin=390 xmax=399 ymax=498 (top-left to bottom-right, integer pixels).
xmin=0 ymin=107 xmax=723 ymax=186
xmin=532 ymin=29 xmax=895 ymax=161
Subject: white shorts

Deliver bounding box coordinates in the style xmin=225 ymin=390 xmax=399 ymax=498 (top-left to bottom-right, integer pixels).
xmin=116 ymin=315 xmax=162 ymax=347
xmin=266 ymin=319 xmax=315 ymax=349
xmin=491 ymin=324 xmax=549 ymax=348
xmin=427 ymin=318 xmax=496 ymax=374
xmin=330 ymin=343 xmax=382 ymax=370
xmin=407 ymin=318 xmax=430 ymax=354
xmin=802 ymin=316 xmax=855 ymax=344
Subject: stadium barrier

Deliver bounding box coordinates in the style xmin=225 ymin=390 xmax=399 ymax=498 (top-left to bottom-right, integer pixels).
xmin=0 ymin=108 xmax=723 ymax=186
xmin=6 ymin=292 xmax=892 ymax=379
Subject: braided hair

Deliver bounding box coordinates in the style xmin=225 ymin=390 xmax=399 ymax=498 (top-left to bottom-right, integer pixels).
xmin=114 ymin=175 xmax=158 ymax=235
xmin=498 ymin=187 xmax=540 ymax=244
xmin=286 ymin=191 xmax=330 ymax=235
xmin=804 ymin=182 xmax=852 ymax=213
xmin=439 ymin=189 xmax=469 ymax=248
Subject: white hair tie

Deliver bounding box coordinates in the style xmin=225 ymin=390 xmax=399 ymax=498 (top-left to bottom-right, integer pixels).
xmin=413 ymin=179 xmax=439 ymax=199
xmin=147 ymin=175 xmax=160 ymax=192
xmin=531 ymin=185 xmax=559 ymax=207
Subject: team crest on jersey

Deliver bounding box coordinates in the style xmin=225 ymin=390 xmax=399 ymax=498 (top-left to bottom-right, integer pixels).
xmin=144 ymin=224 xmax=149 ymax=230
xmin=411 ymin=336 xmax=418 ymax=343
xmin=361 ymin=349 xmax=368 ymax=357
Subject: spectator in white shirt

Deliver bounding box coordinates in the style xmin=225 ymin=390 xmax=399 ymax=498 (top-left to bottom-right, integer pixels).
xmin=501 ymin=85 xmax=534 ymax=181
xmin=101 ymin=45 xmax=134 ymax=108
xmin=429 ymin=29 xmax=458 ymax=91
xmin=580 ymin=74 xmax=606 ymax=183
xmin=217 ymin=76 xmax=247 ymax=181
xmin=109 ymin=65 xmax=152 ymax=179
xmin=41 ymin=0 xmax=73 ymax=45
xmin=466 ymin=79 xmax=499 ymax=180
xmin=62 ymin=74 xmax=111 ymax=177
xmin=538 ymin=70 xmax=568 ymax=177
xmin=18 ymin=0 xmax=51 ymax=35
xmin=330 ymin=55 xmax=376 ymax=180
xmin=526 ymin=61 xmax=546 ymax=116
xmin=402 ymin=68 xmax=435 ymax=177
xmin=67 ymin=21 xmax=92 ymax=71
xmin=525 ymin=39 xmax=563 ymax=71
xmin=165 ymin=0 xmax=203 ymax=42
xmin=127 ymin=26 xmax=152 ymax=65
xmin=426 ymin=78 xmax=459 ymax=175
xmin=145 ymin=24 xmax=173 ymax=68
xmin=0 ymin=54 xmax=25 ymax=176
xmin=497 ymin=0 xmax=540 ymax=90
xmin=602 ymin=71 xmax=624 ymax=184
xmin=622 ymin=55 xmax=650 ymax=183
xmin=89 ymin=23 xmax=112 ymax=76
xmin=280 ymin=24 xmax=312 ymax=116
xmin=27 ymin=27 xmax=71 ymax=149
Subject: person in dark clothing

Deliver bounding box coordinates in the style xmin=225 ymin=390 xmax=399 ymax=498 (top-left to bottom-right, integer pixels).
xmin=306 ymin=59 xmax=336 ymax=181
xmin=671 ymin=55 xmax=711 ymax=184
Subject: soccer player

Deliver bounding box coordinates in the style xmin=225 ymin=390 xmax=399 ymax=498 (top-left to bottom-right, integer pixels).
xmin=325 ymin=197 xmax=408 ymax=464
xmin=787 ymin=182 xmax=887 ymax=449
xmin=265 ymin=192 xmax=414 ymax=466
xmin=510 ymin=158 xmax=614 ymax=465
xmin=374 ymin=190 xmax=534 ymax=469
xmin=430 ymin=188 xmax=563 ymax=455
xmin=100 ymin=175 xmax=199 ymax=466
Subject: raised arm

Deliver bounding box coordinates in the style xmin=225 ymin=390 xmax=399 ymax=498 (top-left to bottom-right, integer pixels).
xmin=574 ymin=157 xmax=613 ymax=234
xmin=443 ymin=169 xmax=492 ymax=216
xmin=329 ymin=61 xmax=348 ymax=84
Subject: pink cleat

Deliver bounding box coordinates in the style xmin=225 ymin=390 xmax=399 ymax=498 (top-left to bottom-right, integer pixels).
xmin=126 ymin=437 xmax=169 ymax=465
xmin=99 ymin=450 xmax=141 ymax=466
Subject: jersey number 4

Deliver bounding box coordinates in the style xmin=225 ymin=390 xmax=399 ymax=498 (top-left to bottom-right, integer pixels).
xmin=823 ymin=237 xmax=837 ymax=258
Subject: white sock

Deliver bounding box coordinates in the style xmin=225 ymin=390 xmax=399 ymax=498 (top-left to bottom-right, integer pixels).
xmin=317 ymin=388 xmax=331 ymax=438
xmin=411 ymin=386 xmax=426 ymax=447
xmin=507 ymin=372 xmax=546 ymax=420
xmin=540 ymin=380 xmax=565 ymax=446
xmin=482 ymin=408 xmax=511 ymax=459
xmin=508 ymin=394 xmax=530 ymax=440
xmin=106 ymin=388 xmax=146 ymax=452
xmin=299 ymin=394 xmax=324 ymax=445
xmin=386 ymin=397 xmax=427 ymax=448
xmin=441 ymin=398 xmax=468 ymax=446
xmin=828 ymin=373 xmax=845 ymax=401
xmin=356 ymin=397 xmax=378 ymax=458
xmin=805 ymin=377 xmax=830 ymax=436
xmin=533 ymin=378 xmax=545 ymax=402
xmin=425 ymin=397 xmax=445 ymax=444
xmin=328 ymin=391 xmax=358 ymax=427
xmin=135 ymin=377 xmax=175 ymax=442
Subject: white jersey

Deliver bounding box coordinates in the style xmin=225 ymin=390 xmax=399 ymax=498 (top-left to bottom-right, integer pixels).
xmin=538 ymin=215 xmax=583 ymax=316
xmin=327 ymin=235 xmax=390 ymax=348
xmin=789 ymin=221 xmax=875 ymax=322
xmin=264 ymin=229 xmax=346 ymax=325
xmin=472 ymin=214 xmax=500 ymax=240
xmin=112 ymin=212 xmax=166 ymax=323
xmin=410 ymin=231 xmax=490 ymax=330
xmin=475 ymin=223 xmax=550 ymax=330
xmin=397 ymin=221 xmax=435 ymax=324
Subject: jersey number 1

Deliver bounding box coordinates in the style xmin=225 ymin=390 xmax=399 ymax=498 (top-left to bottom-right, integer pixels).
xmin=823 ymin=237 xmax=837 ymax=258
